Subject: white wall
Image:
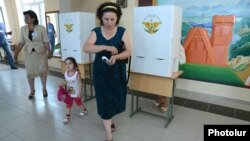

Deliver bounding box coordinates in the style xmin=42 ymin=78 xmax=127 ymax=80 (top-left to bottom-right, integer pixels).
xmin=176 ymin=78 xmax=250 ymax=102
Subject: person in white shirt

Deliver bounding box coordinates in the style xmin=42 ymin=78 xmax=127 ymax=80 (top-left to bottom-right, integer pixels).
xmin=61 ymin=57 xmax=88 ymax=123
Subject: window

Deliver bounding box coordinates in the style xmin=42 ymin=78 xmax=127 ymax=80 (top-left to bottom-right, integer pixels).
xmin=0 ymin=0 xmax=10 ymax=31
xmin=16 ymin=0 xmax=45 ymax=27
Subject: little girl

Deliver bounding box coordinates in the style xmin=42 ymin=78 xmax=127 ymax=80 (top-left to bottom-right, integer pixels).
xmin=61 ymin=57 xmax=88 ymax=123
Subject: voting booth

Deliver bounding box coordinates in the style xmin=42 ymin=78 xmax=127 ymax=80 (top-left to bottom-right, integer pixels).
xmin=132 ymin=5 xmax=182 ymax=77
xmin=129 ymin=5 xmax=183 ymax=128
xmin=59 ymin=12 xmax=96 ymax=101
xmin=59 ymin=12 xmax=95 ymax=64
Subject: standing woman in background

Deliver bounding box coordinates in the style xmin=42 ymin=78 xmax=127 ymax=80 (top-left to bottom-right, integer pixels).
xmin=15 ymin=10 xmax=52 ymax=99
xmin=84 ymin=2 xmax=131 ymax=141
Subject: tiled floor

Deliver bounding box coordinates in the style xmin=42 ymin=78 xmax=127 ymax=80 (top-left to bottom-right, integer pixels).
xmin=0 ymin=63 xmax=250 ymax=141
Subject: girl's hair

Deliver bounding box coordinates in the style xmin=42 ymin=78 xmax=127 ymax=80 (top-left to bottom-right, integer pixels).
xmin=23 ymin=10 xmax=39 ymax=25
xmin=96 ymin=2 xmax=122 ymax=25
xmin=64 ymin=57 xmax=79 ymax=71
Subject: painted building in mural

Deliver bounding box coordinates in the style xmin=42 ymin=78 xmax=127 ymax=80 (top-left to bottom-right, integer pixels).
xmin=183 ymin=15 xmax=235 ymax=66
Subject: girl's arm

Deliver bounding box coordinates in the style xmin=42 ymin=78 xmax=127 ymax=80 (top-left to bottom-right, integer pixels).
xmin=60 ymin=80 xmax=67 ymax=86
xmin=77 ymin=72 xmax=82 ymax=97
xmin=59 ymin=80 xmax=67 ymax=90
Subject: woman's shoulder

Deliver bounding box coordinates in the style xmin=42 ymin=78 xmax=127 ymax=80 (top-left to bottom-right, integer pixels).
xmin=118 ymin=26 xmax=126 ymax=31
xmin=92 ymin=27 xmax=101 ymax=32
xmin=117 ymin=26 xmax=126 ymax=34
xmin=21 ymin=25 xmax=28 ymax=30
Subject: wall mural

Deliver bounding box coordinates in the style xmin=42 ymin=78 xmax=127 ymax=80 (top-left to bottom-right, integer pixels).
xmin=158 ymin=0 xmax=250 ymax=88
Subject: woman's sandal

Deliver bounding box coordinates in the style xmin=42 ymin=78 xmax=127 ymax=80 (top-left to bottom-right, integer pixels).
xmin=43 ymin=89 xmax=48 ymax=97
xmin=28 ymin=90 xmax=35 ymax=99
xmin=111 ymin=123 xmax=115 ymax=132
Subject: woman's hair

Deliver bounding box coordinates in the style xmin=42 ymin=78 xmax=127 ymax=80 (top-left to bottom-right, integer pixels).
xmin=64 ymin=57 xmax=79 ymax=71
xmin=96 ymin=2 xmax=122 ymax=25
xmin=23 ymin=10 xmax=39 ymax=25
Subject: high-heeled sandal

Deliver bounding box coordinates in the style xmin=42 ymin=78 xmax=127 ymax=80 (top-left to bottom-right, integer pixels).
xmin=111 ymin=123 xmax=115 ymax=132
xmin=28 ymin=90 xmax=35 ymax=99
xmin=43 ymin=89 xmax=48 ymax=97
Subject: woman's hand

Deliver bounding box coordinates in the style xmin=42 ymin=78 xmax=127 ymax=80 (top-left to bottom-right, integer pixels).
xmin=106 ymin=55 xmax=119 ymax=66
xmin=47 ymin=52 xmax=52 ymax=59
xmin=14 ymin=54 xmax=18 ymax=61
xmin=105 ymin=46 xmax=118 ymax=55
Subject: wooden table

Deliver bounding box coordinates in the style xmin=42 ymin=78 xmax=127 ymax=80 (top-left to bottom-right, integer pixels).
xmin=128 ymin=71 xmax=183 ymax=127
xmin=60 ymin=61 xmax=95 ymax=102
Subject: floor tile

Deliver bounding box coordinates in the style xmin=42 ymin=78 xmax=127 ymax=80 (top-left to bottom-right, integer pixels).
xmin=1 ymin=63 xmax=250 ymax=141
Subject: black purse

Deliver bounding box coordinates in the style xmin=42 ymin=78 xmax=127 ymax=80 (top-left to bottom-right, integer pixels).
xmin=117 ymin=41 xmax=128 ymax=63
xmin=117 ymin=41 xmax=131 ymax=85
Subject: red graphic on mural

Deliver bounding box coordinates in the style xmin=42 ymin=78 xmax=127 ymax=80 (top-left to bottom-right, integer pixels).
xmin=183 ymin=15 xmax=235 ymax=66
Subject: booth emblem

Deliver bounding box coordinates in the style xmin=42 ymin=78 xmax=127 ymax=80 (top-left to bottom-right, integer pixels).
xmin=142 ymin=14 xmax=161 ymax=34
xmin=64 ymin=19 xmax=74 ymax=33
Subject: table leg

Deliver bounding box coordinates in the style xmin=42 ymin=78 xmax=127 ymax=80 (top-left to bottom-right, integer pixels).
xmin=165 ymin=80 xmax=176 ymax=127
xmin=130 ymin=91 xmax=141 ymax=117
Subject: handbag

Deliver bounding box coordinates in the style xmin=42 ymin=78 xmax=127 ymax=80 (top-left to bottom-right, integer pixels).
xmin=57 ymin=86 xmax=72 ymax=105
xmin=117 ymin=41 xmax=131 ymax=85
xmin=117 ymin=41 xmax=129 ymax=63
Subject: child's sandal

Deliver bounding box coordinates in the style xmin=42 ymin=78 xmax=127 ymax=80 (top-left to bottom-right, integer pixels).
xmin=63 ymin=114 xmax=70 ymax=123
xmin=160 ymin=106 xmax=168 ymax=113
xmin=154 ymin=101 xmax=160 ymax=107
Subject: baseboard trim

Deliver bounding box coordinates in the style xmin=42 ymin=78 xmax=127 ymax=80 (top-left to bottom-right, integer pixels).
xmin=176 ymin=78 xmax=250 ymax=102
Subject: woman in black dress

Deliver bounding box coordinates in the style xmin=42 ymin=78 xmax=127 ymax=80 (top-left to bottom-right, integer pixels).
xmin=83 ymin=2 xmax=131 ymax=141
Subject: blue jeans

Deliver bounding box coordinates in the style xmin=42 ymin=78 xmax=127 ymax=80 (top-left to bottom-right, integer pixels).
xmin=1 ymin=40 xmax=15 ymax=67
xmin=49 ymin=38 xmax=55 ymax=55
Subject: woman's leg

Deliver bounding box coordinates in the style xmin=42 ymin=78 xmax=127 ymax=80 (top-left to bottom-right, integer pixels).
xmin=27 ymin=77 xmax=35 ymax=99
xmin=40 ymin=73 xmax=48 ymax=96
xmin=103 ymin=119 xmax=113 ymax=141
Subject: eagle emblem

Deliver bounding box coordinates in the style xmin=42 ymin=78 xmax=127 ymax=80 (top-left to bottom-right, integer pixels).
xmin=142 ymin=14 xmax=161 ymax=34
xmin=64 ymin=19 xmax=74 ymax=33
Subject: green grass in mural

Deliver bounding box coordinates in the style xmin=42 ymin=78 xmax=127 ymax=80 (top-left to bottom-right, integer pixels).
xmin=179 ymin=63 xmax=244 ymax=87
